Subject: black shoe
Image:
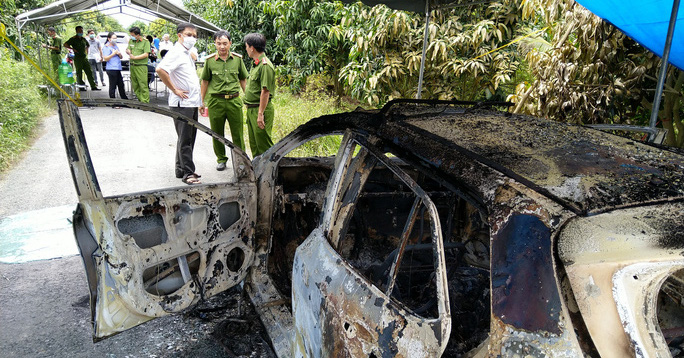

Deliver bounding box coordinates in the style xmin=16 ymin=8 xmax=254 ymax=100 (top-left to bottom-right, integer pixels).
xmin=216 ymin=162 xmax=226 ymax=171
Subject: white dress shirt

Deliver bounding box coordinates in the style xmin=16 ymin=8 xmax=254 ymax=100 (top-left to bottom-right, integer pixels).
xmin=157 ymin=42 xmax=202 ymax=107
xmin=159 ymin=40 xmax=173 ymax=53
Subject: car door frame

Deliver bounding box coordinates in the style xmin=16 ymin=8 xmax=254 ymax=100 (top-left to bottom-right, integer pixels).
xmin=59 ymin=98 xmax=256 ymax=340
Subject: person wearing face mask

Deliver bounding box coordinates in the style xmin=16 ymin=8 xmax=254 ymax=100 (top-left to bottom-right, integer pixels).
xmin=126 ymin=26 xmax=150 ymax=103
xmin=200 ymin=30 xmax=248 ymax=168
xmin=86 ymin=29 xmax=105 ymax=87
xmin=156 ymin=23 xmax=202 ymax=185
xmin=64 ymin=25 xmax=100 ymax=90
xmin=102 ymin=32 xmax=128 ymax=101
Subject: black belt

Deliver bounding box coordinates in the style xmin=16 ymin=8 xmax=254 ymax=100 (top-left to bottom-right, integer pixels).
xmin=211 ymin=93 xmax=239 ymax=99
xmin=245 ymin=103 xmax=259 ymax=108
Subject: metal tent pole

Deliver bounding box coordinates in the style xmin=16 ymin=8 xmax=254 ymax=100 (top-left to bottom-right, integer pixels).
xmin=416 ymin=0 xmax=431 ymax=99
xmin=16 ymin=18 xmax=25 ymax=61
xmin=648 ymin=0 xmax=680 ymax=142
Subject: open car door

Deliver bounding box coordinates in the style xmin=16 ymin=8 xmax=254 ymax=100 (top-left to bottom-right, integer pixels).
xmin=58 ymin=99 xmax=256 ymax=341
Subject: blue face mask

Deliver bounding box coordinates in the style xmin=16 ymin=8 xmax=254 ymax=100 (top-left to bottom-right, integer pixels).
xmin=77 ymin=33 xmax=83 ymax=37
xmin=130 ymin=35 xmax=136 ymax=41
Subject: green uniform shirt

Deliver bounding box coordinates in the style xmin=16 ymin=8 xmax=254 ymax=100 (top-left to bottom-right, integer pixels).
xmin=244 ymin=53 xmax=275 ymax=104
xmin=65 ymin=35 xmax=88 ymax=59
xmin=201 ymin=52 xmax=248 ymax=95
xmin=129 ymin=38 xmax=150 ymax=65
xmin=50 ymin=36 xmax=62 ymax=54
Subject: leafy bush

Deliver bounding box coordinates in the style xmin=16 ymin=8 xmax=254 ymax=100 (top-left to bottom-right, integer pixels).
xmin=0 ymin=48 xmax=49 ymax=172
xmin=240 ymin=85 xmax=356 ymax=157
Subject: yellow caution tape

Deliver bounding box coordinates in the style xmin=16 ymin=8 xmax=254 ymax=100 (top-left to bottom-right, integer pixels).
xmin=470 ymin=26 xmax=549 ymax=62
xmin=0 ymin=22 xmax=82 ymax=106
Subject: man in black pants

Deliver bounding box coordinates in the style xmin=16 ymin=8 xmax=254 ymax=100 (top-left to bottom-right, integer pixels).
xmin=156 ymin=22 xmax=202 ymax=185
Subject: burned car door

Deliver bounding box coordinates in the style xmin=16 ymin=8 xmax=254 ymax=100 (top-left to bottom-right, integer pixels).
xmin=58 ymin=100 xmax=256 ymax=340
xmin=291 ymin=131 xmax=452 ymax=357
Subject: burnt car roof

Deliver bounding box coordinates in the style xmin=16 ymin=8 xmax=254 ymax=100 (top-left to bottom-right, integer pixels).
xmin=284 ymin=100 xmax=684 ymax=215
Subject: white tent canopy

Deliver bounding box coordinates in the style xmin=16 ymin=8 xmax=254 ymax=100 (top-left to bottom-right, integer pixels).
xmin=15 ymin=0 xmax=221 ymax=48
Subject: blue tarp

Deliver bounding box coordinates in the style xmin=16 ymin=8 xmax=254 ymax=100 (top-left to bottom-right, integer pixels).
xmin=575 ymin=0 xmax=683 ymax=70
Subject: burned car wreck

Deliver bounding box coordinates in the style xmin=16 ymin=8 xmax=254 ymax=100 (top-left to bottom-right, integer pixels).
xmin=58 ymin=98 xmax=684 ymax=357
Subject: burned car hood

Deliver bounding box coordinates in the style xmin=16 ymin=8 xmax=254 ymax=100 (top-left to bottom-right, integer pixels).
xmin=386 ymin=103 xmax=684 ymax=214
xmin=285 ymin=101 xmax=684 ymax=215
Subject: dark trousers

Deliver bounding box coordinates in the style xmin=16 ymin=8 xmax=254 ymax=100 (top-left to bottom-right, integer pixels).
xmin=106 ymin=70 xmax=128 ymax=99
xmin=89 ymin=59 xmax=105 ymax=84
xmin=171 ymin=106 xmax=198 ymax=179
xmin=74 ymin=56 xmax=97 ymax=88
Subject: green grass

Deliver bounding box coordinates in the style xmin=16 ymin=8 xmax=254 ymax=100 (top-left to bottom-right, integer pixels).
xmin=241 ymin=88 xmax=357 ymax=157
xmin=0 ymin=49 xmax=51 ymax=173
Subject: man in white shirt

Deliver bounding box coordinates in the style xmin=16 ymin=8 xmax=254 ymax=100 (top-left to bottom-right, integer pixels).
xmin=156 ymin=22 xmax=202 ymax=185
xmin=159 ymin=33 xmax=173 ymax=57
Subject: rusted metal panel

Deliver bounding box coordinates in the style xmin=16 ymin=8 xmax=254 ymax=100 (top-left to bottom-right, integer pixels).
xmin=292 ymin=228 xmax=448 ymax=358
xmin=491 ymin=212 xmax=561 ymax=334
xmin=559 ymin=203 xmax=684 ymax=358
xmin=59 ymin=98 xmax=258 ymax=341
xmin=401 ymin=109 xmax=684 ymax=214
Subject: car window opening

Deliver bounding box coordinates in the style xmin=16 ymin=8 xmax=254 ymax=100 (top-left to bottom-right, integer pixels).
xmin=267 ymin=133 xmax=491 ymax=356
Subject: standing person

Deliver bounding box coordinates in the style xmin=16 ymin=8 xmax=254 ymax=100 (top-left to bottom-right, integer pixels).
xmin=64 ymin=26 xmax=99 ymax=90
xmin=126 ymin=26 xmax=150 ymax=103
xmin=156 ymin=22 xmax=202 ymax=185
xmin=159 ymin=33 xmax=173 ymax=57
xmin=102 ymin=32 xmax=128 ymax=101
xmin=87 ymin=29 xmax=105 ymax=87
xmin=42 ymin=27 xmax=62 ymax=80
xmin=200 ymin=30 xmax=248 ymax=170
xmin=153 ymin=34 xmax=160 ymax=51
xmin=243 ymin=33 xmax=276 ymax=157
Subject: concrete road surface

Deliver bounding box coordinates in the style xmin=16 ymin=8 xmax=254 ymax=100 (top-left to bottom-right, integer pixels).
xmin=0 ymin=91 xmax=262 ymax=357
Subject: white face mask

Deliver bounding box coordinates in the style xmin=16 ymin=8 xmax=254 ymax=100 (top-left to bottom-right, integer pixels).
xmin=182 ymin=36 xmax=196 ymax=49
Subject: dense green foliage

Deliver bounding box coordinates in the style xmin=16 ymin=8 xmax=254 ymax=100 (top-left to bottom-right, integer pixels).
xmin=238 ymin=82 xmax=354 ymax=157
xmin=0 ymin=48 xmax=48 ymax=171
xmin=1 ymin=0 xmax=50 ymax=59
xmin=183 ymin=0 xmax=681 ymax=147
xmin=185 ymin=0 xmax=278 ymax=59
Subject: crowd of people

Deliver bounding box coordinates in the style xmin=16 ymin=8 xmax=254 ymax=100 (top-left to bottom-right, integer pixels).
xmin=44 ymin=22 xmax=277 ymax=185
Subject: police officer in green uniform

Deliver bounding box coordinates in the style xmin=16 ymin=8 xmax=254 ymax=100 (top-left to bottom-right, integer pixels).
xmin=126 ymin=26 xmax=150 ymax=103
xmin=243 ymin=33 xmax=276 ymax=157
xmin=42 ymin=27 xmax=62 ymax=80
xmin=64 ymin=26 xmax=99 ymax=90
xmin=200 ymin=30 xmax=248 ymax=170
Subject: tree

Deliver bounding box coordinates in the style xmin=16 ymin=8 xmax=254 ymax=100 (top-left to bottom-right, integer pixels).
xmin=338 ymin=1 xmax=526 ymax=105
xmin=509 ymin=0 xmax=683 ymax=148
xmin=1 ymin=0 xmax=51 ymax=59
xmin=184 ymin=0 xmax=278 ymax=61
xmin=264 ymin=0 xmax=350 ymax=94
xmin=149 ymin=18 xmax=176 ymax=40
xmin=129 ymin=20 xmax=149 ymax=35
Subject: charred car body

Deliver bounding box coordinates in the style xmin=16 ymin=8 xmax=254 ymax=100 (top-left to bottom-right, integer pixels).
xmin=58 ymin=99 xmax=684 ymax=357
